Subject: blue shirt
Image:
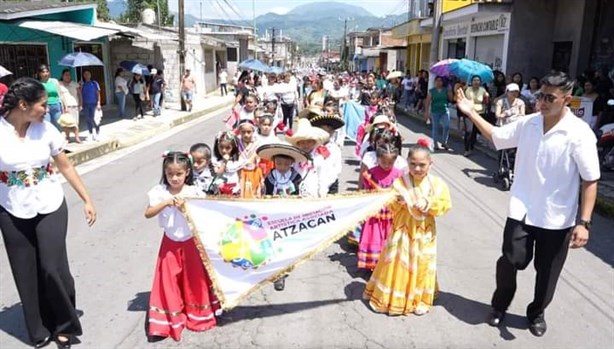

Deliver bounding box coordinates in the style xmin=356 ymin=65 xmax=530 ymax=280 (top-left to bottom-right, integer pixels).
xmin=81 ymin=80 xmax=99 ymax=105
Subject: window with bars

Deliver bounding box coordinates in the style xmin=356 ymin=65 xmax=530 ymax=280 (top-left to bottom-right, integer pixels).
xmin=0 ymin=44 xmax=48 ymax=82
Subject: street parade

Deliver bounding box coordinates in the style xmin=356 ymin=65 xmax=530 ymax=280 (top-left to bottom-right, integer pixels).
xmin=0 ymin=0 xmax=613 ymax=348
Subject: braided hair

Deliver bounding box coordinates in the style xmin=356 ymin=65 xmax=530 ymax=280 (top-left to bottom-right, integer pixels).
xmin=0 ymin=77 xmax=46 ymax=116
xmin=160 ymin=151 xmax=194 ymax=186
xmin=375 ymin=143 xmax=400 ymax=159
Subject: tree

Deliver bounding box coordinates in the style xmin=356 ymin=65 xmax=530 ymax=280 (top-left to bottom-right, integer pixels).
xmin=120 ymin=0 xmax=174 ymax=26
xmin=59 ymin=0 xmax=110 ymax=21
xmin=95 ymin=0 xmax=110 ymax=21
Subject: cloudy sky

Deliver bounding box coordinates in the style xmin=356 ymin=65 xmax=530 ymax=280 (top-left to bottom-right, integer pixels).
xmin=170 ymin=0 xmax=408 ymax=19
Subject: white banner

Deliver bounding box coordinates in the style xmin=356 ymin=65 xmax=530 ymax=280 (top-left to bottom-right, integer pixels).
xmin=183 ymin=192 xmax=395 ymax=309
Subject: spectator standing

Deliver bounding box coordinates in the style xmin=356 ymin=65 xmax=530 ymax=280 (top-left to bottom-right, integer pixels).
xmin=79 ymin=70 xmax=101 ymax=141
xmin=114 ymin=68 xmax=129 ymax=119
xmin=37 ymin=65 xmax=63 ymax=130
xmin=151 ymin=70 xmax=166 ymax=117
xmin=218 ymin=68 xmax=228 ymax=96
xmin=181 ymin=68 xmax=196 ymax=112
xmin=58 ymin=69 xmax=81 ymax=143
xmin=129 ymin=73 xmax=146 ymax=120
xmin=401 ymin=72 xmax=415 ymax=111
xmin=424 ymin=76 xmax=452 ymax=151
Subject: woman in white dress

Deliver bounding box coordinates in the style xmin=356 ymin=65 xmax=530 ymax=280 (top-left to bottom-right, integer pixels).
xmin=58 ymin=69 xmax=81 ymax=143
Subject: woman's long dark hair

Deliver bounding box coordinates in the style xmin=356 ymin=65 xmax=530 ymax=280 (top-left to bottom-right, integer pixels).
xmin=0 ymin=77 xmax=46 ymax=116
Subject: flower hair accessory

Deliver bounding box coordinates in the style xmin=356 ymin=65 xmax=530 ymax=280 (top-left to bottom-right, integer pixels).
xmin=162 ymin=150 xmax=171 ymax=158
xmin=417 ymin=138 xmax=431 ymax=149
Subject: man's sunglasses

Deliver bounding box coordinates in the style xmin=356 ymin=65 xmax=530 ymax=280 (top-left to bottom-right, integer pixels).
xmin=534 ymin=92 xmax=562 ymax=103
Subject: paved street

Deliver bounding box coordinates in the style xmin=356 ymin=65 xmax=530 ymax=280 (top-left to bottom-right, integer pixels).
xmin=1 ymin=107 xmax=613 ymax=349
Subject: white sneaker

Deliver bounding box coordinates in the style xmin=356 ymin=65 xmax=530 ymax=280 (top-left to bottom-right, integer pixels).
xmin=87 ymin=134 xmax=94 ymax=142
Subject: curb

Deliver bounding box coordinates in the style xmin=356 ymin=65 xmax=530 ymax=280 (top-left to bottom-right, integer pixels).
xmin=66 ymin=100 xmax=233 ymax=167
xmin=395 ymin=106 xmax=614 ymax=218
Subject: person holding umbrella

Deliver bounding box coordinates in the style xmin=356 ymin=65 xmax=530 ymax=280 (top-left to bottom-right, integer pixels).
xmin=58 ymin=69 xmax=81 ymax=143
xmin=424 ymin=76 xmax=453 ymax=151
xmin=129 ymin=72 xmax=146 ymax=120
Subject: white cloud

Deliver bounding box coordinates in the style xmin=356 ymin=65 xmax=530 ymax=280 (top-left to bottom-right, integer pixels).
xmin=268 ymin=6 xmax=290 ymax=15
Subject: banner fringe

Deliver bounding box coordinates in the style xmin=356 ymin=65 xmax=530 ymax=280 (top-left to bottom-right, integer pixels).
xmin=181 ymin=190 xmax=397 ymax=310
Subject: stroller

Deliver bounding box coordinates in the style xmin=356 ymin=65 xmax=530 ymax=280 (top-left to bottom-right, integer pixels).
xmin=492 ymin=112 xmax=520 ymax=191
xmin=493 ymin=147 xmax=515 ymax=190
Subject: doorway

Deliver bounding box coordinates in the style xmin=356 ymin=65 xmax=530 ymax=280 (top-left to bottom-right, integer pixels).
xmin=73 ymin=43 xmax=107 ymax=105
xmin=552 ymin=41 xmax=573 ymax=73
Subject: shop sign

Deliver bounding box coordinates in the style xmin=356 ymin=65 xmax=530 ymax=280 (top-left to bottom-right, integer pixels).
xmin=443 ymin=23 xmax=470 ymax=38
xmin=470 ymin=13 xmax=510 ymax=35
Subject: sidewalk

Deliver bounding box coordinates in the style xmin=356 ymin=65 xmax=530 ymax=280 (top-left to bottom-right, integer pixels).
xmin=394 ymin=104 xmax=614 ymax=218
xmin=64 ymin=93 xmax=235 ymax=166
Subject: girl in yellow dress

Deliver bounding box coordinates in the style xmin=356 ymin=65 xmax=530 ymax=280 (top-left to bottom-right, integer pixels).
xmin=363 ymin=138 xmax=451 ymax=316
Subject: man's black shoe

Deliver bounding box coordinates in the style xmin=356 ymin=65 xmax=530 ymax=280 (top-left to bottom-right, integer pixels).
xmin=529 ymin=315 xmax=547 ymax=337
xmin=488 ymin=309 xmax=505 ymax=327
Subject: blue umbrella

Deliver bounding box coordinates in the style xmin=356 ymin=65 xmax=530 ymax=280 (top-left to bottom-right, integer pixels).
xmin=119 ymin=61 xmax=150 ymax=75
xmin=269 ymin=66 xmax=285 ymax=74
xmin=449 ymin=59 xmax=494 ymax=83
xmin=238 ymin=59 xmax=270 ymax=73
xmin=58 ymin=52 xmax=104 ymax=67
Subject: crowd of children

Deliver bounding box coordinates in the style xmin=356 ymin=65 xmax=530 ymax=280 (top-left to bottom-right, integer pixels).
xmin=142 ymin=70 xmax=452 ymax=342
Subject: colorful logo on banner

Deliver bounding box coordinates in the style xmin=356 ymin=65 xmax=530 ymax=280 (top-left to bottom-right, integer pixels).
xmin=220 ymin=214 xmax=275 ymax=269
xmin=184 ymin=192 xmax=396 ymax=309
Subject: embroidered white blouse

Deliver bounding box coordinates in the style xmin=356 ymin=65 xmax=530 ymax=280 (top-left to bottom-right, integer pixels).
xmin=147 ymin=184 xmax=203 ymax=242
xmin=0 ymin=118 xmax=67 ymax=219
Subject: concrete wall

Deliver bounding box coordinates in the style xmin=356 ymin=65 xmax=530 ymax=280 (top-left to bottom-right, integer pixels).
xmin=507 ymin=0 xmax=597 ymax=79
xmin=506 ymin=0 xmax=557 ymax=79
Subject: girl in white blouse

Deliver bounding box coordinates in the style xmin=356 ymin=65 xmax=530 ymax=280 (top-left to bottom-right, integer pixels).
xmin=144 ymin=151 xmax=220 ymax=341
xmin=0 ymin=78 xmax=96 ymax=349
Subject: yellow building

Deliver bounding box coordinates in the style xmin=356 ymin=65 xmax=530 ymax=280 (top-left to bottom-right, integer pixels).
xmin=391 ymin=18 xmax=432 ymax=76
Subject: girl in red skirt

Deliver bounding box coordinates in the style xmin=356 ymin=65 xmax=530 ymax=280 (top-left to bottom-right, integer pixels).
xmin=144 ymin=151 xmax=221 ymax=341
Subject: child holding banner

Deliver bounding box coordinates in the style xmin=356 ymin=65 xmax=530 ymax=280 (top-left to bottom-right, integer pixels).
xmin=363 ymin=139 xmax=451 ymax=316
xmin=144 ymin=151 xmax=220 ymax=341
xmin=358 ymin=143 xmax=404 ymax=270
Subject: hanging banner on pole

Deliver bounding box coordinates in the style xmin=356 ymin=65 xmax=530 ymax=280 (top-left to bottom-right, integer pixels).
xmin=182 ymin=192 xmax=395 ymax=309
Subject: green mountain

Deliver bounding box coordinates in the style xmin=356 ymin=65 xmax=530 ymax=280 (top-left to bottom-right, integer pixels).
xmin=108 ymin=1 xmax=407 ymax=55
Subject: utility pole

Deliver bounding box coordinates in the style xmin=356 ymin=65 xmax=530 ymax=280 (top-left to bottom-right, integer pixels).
xmin=253 ymin=0 xmax=256 ymax=37
xmin=428 ymin=0 xmax=442 ymax=87
xmin=179 ymin=0 xmax=186 ymax=110
xmin=271 ymin=27 xmax=276 ymax=67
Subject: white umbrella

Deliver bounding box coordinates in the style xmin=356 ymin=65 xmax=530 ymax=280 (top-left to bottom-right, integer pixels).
xmin=386 ymin=71 xmax=403 ymax=80
xmin=0 ymin=65 xmax=12 ymax=79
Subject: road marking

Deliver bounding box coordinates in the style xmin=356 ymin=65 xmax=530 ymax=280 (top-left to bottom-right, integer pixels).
xmin=62 ymin=107 xmax=230 ymax=181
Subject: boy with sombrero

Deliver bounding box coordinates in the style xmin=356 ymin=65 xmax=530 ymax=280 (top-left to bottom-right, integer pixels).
xmin=256 ymin=141 xmax=308 ymax=197
xmin=256 ymin=141 xmax=309 ymax=291
xmin=285 ymin=118 xmax=331 ymax=197
xmin=307 ymin=107 xmax=345 ymax=194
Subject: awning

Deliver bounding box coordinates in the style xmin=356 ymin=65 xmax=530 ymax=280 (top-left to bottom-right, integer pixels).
xmin=19 ymin=20 xmax=118 ymax=41
xmin=95 ymin=22 xmax=177 ymax=41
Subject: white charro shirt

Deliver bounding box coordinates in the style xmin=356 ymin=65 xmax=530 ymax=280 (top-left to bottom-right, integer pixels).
xmin=491 ymin=108 xmax=600 ymax=229
xmin=147 ymin=184 xmax=203 ymax=242
xmin=0 ymin=117 xmax=66 ymax=219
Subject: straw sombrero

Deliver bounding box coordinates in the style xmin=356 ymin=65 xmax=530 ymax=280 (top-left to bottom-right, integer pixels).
xmin=297 ymin=105 xmax=323 ymax=119
xmin=285 ymin=118 xmax=330 ymax=146
xmin=366 ymin=113 xmax=393 ymax=133
xmin=308 ymin=112 xmax=345 ymax=130
xmin=58 ymin=113 xmax=78 ymax=128
xmin=257 ymin=141 xmax=309 ymax=163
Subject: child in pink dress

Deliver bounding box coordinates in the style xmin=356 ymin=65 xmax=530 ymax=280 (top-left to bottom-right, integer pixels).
xmin=357 ymin=144 xmax=404 ymax=270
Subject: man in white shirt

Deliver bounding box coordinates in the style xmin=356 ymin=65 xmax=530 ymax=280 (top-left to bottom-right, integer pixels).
xmin=456 ymin=72 xmax=600 ymax=337
xmin=218 ymin=68 xmax=228 ymax=96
